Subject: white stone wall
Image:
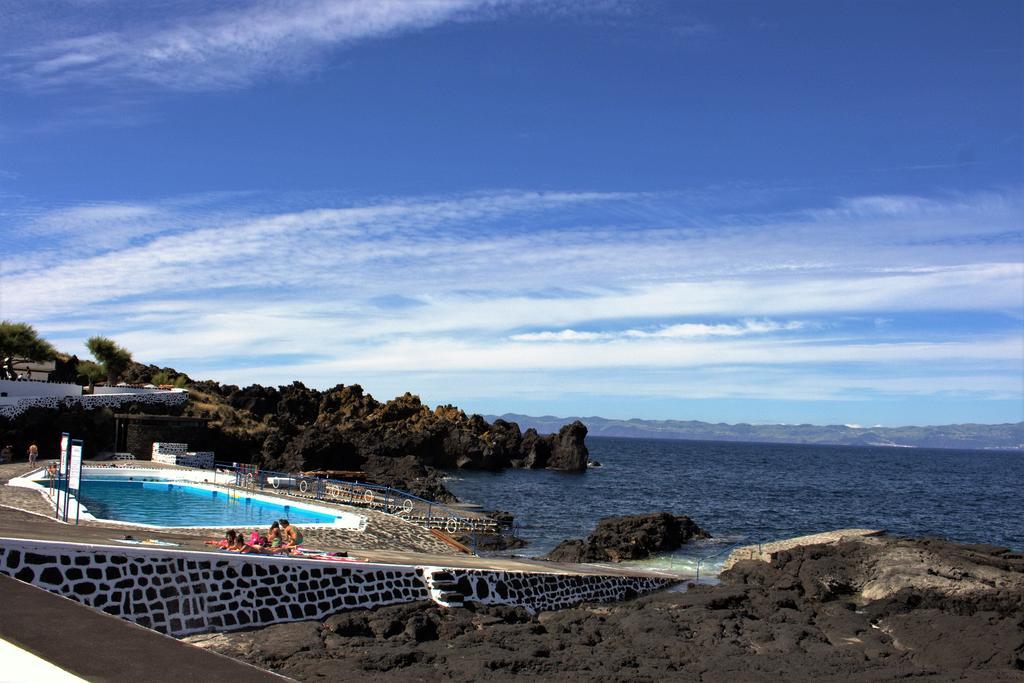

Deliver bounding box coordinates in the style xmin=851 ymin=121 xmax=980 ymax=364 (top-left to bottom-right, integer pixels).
xmin=0 ymin=539 xmax=678 ymax=637
xmin=0 ymin=388 xmax=188 ymax=420
xmin=153 ymin=442 xmax=188 ymax=456
xmin=0 ymin=379 xmax=82 ymax=399
xmin=152 ymin=452 xmax=214 ymax=468
xmin=94 ymin=386 xmax=163 ymax=395
xmin=152 ymin=442 xmax=214 ymax=469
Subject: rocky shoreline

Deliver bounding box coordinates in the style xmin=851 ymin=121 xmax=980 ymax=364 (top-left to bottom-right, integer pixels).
xmin=544 ymin=512 xmax=711 ymax=563
xmin=0 ymin=365 xmax=591 ymax=503
xmin=185 ymin=533 xmax=1024 ymax=681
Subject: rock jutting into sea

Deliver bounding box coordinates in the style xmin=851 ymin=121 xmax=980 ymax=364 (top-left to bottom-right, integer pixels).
xmin=545 ymin=512 xmax=711 ymax=563
xmin=185 ymin=534 xmax=1024 ymax=681
xmin=217 ymin=382 xmax=590 ymax=480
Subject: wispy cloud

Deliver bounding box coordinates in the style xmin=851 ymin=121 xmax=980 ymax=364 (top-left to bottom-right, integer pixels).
xmin=511 ymin=319 xmax=808 ymax=342
xmin=1 ymin=1 xmax=512 ymax=91
xmin=4 ymin=186 xmax=1021 ymax=418
xmin=0 ymin=0 xmax=627 ymax=92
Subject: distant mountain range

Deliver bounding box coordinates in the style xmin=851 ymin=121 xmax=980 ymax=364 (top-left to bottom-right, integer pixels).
xmin=487 ymin=414 xmax=1024 ymax=451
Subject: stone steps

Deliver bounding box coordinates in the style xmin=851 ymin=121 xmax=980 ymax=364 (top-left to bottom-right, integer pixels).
xmin=423 ymin=568 xmax=465 ymax=608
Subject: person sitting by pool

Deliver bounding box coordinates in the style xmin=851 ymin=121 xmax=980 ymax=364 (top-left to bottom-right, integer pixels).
xmin=205 ymin=529 xmax=238 ymax=549
xmin=266 ymin=521 xmax=283 ymax=550
xmin=279 ymin=519 xmax=304 ymax=548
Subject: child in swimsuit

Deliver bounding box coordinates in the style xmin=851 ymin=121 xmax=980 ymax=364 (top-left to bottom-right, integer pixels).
xmin=279 ymin=519 xmax=304 ymax=548
xmin=267 ymin=521 xmax=282 ymax=549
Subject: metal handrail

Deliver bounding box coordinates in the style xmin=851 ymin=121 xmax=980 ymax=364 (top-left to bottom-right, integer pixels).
xmin=690 ymin=533 xmax=793 ymax=582
xmin=693 ymin=541 xmax=747 ymax=582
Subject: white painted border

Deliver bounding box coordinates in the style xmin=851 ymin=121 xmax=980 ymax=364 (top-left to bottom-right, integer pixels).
xmin=0 ymin=637 xmax=85 ymax=682
xmin=9 ymin=468 xmax=367 ymax=531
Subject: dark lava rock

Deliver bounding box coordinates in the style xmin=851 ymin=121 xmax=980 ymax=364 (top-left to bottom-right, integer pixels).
xmin=546 ymin=420 xmax=589 ymax=472
xmin=514 ymin=422 xmax=589 ymax=472
xmin=249 ymin=384 xmax=589 ymax=484
xmin=361 ymin=454 xmax=455 ymax=503
xmin=456 ymin=532 xmax=529 ymax=552
xmin=224 ymin=383 xmax=281 ymax=419
xmin=189 ymin=535 xmax=1024 ymax=682
xmin=517 ymin=427 xmax=551 ymax=469
xmin=2 ymin=358 xmax=593 ymax=499
xmin=545 ymin=512 xmax=711 ymax=562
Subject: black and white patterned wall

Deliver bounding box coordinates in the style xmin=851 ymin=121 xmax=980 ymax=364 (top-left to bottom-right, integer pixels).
xmin=0 ymin=389 xmax=188 ymax=419
xmin=0 ymin=539 xmax=677 ymax=636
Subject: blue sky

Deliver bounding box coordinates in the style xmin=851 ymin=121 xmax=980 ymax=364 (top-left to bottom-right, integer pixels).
xmin=0 ymin=0 xmax=1021 ymax=426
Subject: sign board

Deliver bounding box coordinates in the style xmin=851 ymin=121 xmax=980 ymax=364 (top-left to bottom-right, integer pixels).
xmin=59 ymin=433 xmax=70 ymax=476
xmin=56 ymin=433 xmax=71 ymax=521
xmin=68 ymin=439 xmax=84 ymax=524
xmin=69 ymin=441 xmax=83 ymax=491
xmin=54 ymin=433 xmax=83 ymax=524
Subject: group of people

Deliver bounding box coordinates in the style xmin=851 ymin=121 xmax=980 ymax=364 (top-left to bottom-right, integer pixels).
xmin=205 ymin=519 xmax=304 ymax=554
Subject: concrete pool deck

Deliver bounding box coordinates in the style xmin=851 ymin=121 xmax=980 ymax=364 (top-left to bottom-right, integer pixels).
xmin=0 ymin=461 xmax=686 ymax=579
xmin=0 ymin=502 xmax=679 ymax=581
xmin=2 ymin=461 xmax=461 ymax=556
xmin=0 ymin=460 xmax=684 ymax=675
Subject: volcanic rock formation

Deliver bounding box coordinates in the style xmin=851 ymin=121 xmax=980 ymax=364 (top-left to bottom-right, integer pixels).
xmin=186 ymin=535 xmax=1024 ymax=681
xmin=545 ymin=512 xmax=711 ymax=563
xmin=0 ymin=363 xmax=590 ymax=502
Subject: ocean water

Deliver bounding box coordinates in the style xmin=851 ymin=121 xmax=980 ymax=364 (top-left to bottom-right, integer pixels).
xmin=446 ymin=437 xmax=1024 ymax=575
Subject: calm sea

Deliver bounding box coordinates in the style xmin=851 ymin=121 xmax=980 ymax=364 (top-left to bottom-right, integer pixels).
xmin=446 ymin=437 xmax=1024 ymax=574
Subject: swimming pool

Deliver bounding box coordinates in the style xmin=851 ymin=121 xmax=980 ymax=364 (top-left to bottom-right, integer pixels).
xmin=76 ymin=479 xmax=342 ymax=528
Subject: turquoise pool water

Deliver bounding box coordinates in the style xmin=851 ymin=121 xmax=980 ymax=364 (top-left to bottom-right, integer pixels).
xmin=76 ymin=480 xmax=338 ymax=527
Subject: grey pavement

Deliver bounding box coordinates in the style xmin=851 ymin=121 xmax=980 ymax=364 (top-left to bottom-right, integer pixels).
xmin=0 ymin=573 xmax=287 ymax=682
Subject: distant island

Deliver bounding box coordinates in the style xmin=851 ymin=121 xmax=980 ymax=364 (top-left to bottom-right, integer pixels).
xmin=489 ymin=414 xmax=1024 ymax=451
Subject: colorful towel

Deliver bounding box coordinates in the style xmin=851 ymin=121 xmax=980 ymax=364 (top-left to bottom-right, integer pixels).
xmin=111 ymin=538 xmax=180 ymax=546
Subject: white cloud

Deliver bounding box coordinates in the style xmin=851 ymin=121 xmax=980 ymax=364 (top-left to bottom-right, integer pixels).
xmin=510 ymin=319 xmax=808 ymax=342
xmin=0 ymin=0 xmax=526 ymax=91
xmin=179 ymin=343 xmax=1024 ymax=405
xmin=4 ymin=187 xmax=1021 ymax=412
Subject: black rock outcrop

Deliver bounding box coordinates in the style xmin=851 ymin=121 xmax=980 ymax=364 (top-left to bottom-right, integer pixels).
xmin=0 ymin=364 xmax=591 ymax=500
xmin=187 ymin=535 xmax=1024 ymax=682
xmin=184 ymin=536 xmax=1024 ymax=679
xmin=547 ymin=420 xmax=589 ymax=471
xmin=245 ymin=385 xmax=589 ymax=479
xmin=545 ymin=512 xmax=711 ymax=562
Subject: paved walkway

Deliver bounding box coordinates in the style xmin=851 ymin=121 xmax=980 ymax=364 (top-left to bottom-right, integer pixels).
xmin=721 ymin=528 xmax=885 ymax=571
xmin=0 ymin=507 xmax=678 ymax=578
xmin=0 ymin=462 xmax=682 ymax=579
xmin=0 ymin=574 xmax=286 ymax=682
